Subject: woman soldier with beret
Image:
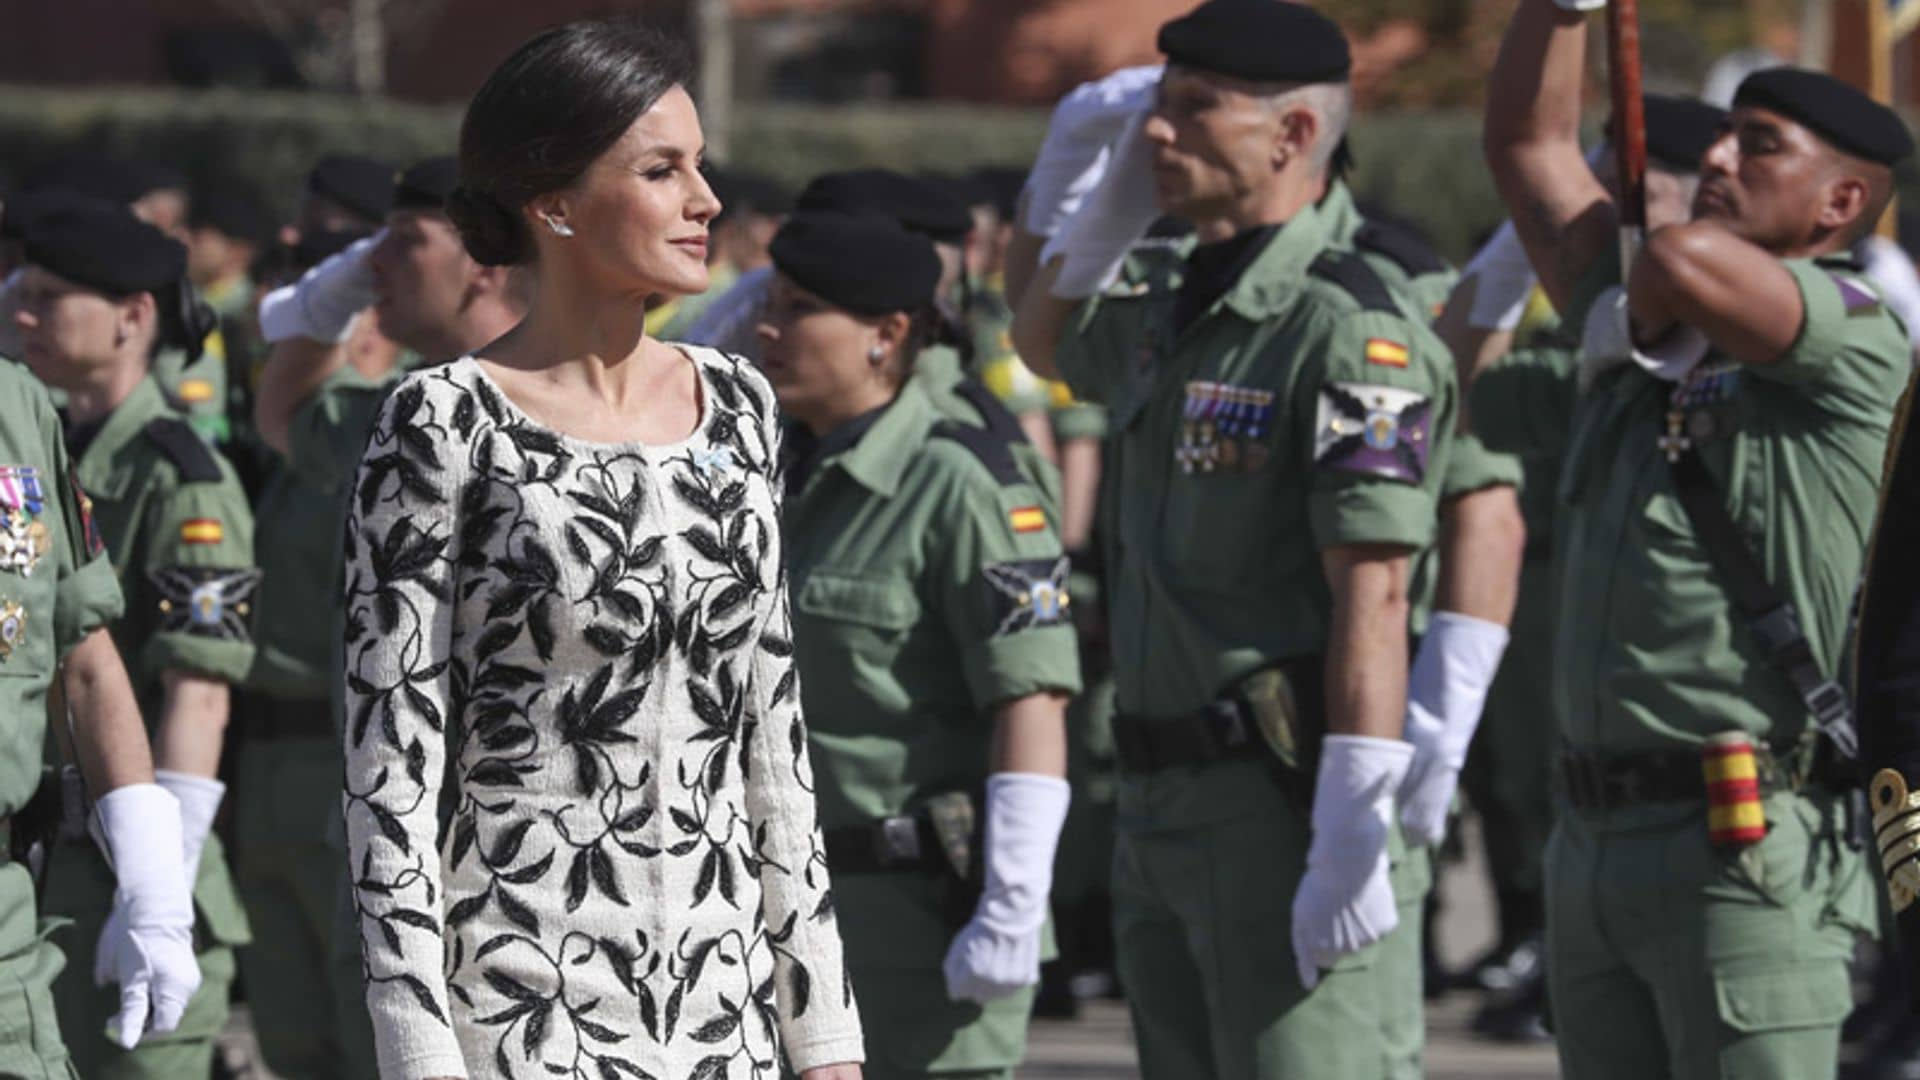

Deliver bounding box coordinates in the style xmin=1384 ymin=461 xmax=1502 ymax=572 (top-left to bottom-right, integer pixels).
xmin=757 ymin=211 xmax=1081 ymax=1080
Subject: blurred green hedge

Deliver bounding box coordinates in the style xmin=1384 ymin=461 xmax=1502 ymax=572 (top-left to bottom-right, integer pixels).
xmin=0 ymin=84 xmax=1722 ymax=263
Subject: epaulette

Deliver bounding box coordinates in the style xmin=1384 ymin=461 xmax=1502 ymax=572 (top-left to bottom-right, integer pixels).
xmin=1354 ymin=220 xmax=1450 ymax=278
xmin=1308 ymin=250 xmax=1402 ymax=315
xmin=142 ymin=418 xmax=222 ymax=483
xmin=931 ymin=379 xmax=1030 ymax=487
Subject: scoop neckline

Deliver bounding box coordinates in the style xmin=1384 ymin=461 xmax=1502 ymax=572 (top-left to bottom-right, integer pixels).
xmin=457 ymin=345 xmax=711 ymax=455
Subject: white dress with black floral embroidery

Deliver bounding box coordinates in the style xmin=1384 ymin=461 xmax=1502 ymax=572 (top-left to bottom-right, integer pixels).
xmin=341 ymin=350 xmax=862 ymax=1080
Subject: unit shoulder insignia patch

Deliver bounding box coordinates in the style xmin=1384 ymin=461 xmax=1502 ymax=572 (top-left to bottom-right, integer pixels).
xmin=150 ymin=566 xmax=261 ymax=641
xmin=1313 ymin=381 xmax=1433 ymax=484
xmin=981 ymin=557 xmax=1072 ymax=637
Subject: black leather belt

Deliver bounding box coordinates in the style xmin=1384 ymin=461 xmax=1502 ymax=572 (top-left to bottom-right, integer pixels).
xmin=1559 ymin=745 xmax=1792 ymax=811
xmin=1112 ymin=698 xmax=1265 ymax=774
xmin=237 ymin=692 xmax=334 ymax=740
xmin=822 ymin=815 xmax=943 ymax=874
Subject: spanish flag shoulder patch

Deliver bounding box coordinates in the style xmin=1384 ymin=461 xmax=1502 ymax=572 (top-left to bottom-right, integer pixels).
xmin=1008 ymin=506 xmax=1047 ymax=534
xmin=1364 ymin=338 xmax=1410 ymax=368
xmin=177 ymin=378 xmax=216 ymax=404
xmin=180 ymin=518 xmax=224 ymax=545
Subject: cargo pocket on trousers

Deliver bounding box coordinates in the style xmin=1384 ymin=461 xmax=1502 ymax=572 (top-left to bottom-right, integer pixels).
xmin=1714 ymin=963 xmax=1851 ymax=1042
xmin=0 ymin=931 xmax=78 ymax=1079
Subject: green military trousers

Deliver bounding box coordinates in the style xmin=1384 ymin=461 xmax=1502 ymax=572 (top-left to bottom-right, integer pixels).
xmin=232 ymin=732 xmax=377 ymax=1080
xmin=1545 ymin=788 xmax=1873 ymax=1080
xmin=42 ymin=833 xmax=249 ymax=1080
xmin=1111 ymin=757 xmax=1428 ymax=1080
xmin=0 ymin=864 xmax=79 ymax=1080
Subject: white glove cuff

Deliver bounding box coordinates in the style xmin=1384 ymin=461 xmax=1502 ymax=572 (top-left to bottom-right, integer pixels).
xmin=154 ymin=770 xmax=225 ymax=872
xmin=1310 ymin=736 xmax=1415 ymax=841
xmin=92 ymin=783 xmax=193 ymax=924
xmin=977 ymin=772 xmax=1071 ymax=933
xmin=1461 ymin=221 xmax=1538 ymax=331
xmin=1631 ymin=320 xmax=1711 ymax=383
xmin=1552 ymin=0 xmax=1607 ymax=12
xmin=257 ymin=231 xmax=381 ymax=344
xmin=1408 ymin=612 xmax=1511 ymax=766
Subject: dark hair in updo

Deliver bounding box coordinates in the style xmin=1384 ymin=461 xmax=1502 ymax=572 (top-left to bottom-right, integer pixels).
xmin=447 ymin=20 xmax=693 ymax=266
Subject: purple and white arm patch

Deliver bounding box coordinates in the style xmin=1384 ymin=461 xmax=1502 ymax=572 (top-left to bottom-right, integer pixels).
xmin=1312 ymin=381 xmax=1433 ymax=484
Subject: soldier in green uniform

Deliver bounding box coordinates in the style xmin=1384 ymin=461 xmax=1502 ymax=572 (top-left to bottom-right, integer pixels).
xmin=1011 ymin=2 xmax=1459 ymax=1074
xmin=758 ymin=212 xmax=1080 ymax=1079
xmin=1482 ymin=1 xmax=1911 ymax=1072
xmin=12 ymin=201 xmax=259 ymax=1080
xmin=0 ymin=357 xmax=205 ymax=1077
xmin=243 ymin=156 xmax=526 ymax=1079
xmin=1440 ymin=97 xmax=1723 ymax=1034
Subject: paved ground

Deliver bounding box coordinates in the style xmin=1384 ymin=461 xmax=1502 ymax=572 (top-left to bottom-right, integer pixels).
xmin=220 ymin=821 xmax=1563 ymax=1078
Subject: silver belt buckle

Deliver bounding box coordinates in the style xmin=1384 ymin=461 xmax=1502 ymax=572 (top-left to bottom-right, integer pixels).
xmin=876 ymin=816 xmax=923 ymax=864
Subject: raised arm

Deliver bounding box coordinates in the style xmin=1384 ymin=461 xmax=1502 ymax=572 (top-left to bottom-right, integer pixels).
xmin=1627 ymin=220 xmax=1805 ymax=365
xmin=1484 ymin=0 xmax=1617 ymax=310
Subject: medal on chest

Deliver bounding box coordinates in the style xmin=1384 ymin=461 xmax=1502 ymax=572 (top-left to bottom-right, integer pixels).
xmin=0 ymin=466 xmax=50 ymax=575
xmin=0 ymin=600 xmax=25 ymax=660
xmin=1659 ymin=363 xmax=1742 ymax=462
xmin=1177 ymin=380 xmax=1276 ymax=474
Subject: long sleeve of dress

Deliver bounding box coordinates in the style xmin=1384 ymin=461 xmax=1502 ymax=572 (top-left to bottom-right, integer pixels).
xmin=340 ymin=377 xmax=470 ymax=1080
xmin=742 ymin=415 xmax=864 ymax=1073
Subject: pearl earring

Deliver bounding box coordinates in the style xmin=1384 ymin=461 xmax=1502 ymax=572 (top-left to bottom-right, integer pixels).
xmin=544 ymin=215 xmax=574 ymax=238
xmin=868 ymin=345 xmax=885 ymax=365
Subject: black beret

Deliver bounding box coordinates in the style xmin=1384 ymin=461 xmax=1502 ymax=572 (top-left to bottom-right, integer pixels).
xmin=709 ymin=169 xmax=793 ymax=224
xmin=795 ymin=169 xmax=974 ymax=244
xmin=1734 ymin=67 xmax=1914 ymax=165
xmin=1158 ymin=0 xmax=1350 ymax=84
xmin=307 ymin=154 xmax=395 ymax=222
xmin=970 ymin=167 xmax=1027 ymax=220
xmin=1640 ymin=95 xmax=1727 ymax=173
xmin=769 ymin=211 xmax=942 ymax=317
xmin=25 ymin=155 xmax=184 ymax=206
xmin=392 ymin=156 xmax=459 ymax=212
xmin=1 ymin=190 xmax=119 ymax=243
xmin=188 ymin=181 xmax=277 ymax=246
xmin=24 ymin=203 xmax=186 ymax=296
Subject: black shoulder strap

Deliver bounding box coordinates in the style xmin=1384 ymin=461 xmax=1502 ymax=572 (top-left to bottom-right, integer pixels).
xmin=951 ymin=377 xmax=1027 ymax=443
xmin=1308 ymin=250 xmax=1400 ymax=315
xmin=1668 ymin=446 xmax=1857 ymax=761
xmin=142 ymin=418 xmax=222 ymax=483
xmin=1354 ymin=221 xmax=1449 ymax=278
xmin=930 ymin=420 xmax=1026 ymax=487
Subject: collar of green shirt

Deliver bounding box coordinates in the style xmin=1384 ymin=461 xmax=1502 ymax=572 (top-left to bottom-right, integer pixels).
xmin=818 ymin=376 xmax=942 ymax=497
xmin=1205 ymin=194 xmax=1337 ymax=325
xmin=75 ymin=375 xmax=167 ymax=469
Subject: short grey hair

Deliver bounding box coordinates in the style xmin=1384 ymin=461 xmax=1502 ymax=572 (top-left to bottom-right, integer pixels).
xmin=1265 ymin=82 xmax=1353 ymax=174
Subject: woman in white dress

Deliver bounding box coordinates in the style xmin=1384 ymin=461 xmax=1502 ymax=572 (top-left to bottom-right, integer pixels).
xmin=339 ymin=21 xmax=864 ymax=1080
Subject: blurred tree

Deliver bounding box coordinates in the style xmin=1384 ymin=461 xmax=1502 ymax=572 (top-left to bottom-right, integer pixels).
xmin=1322 ymin=0 xmax=1799 ymax=106
xmin=212 ymin=0 xmax=448 ymax=94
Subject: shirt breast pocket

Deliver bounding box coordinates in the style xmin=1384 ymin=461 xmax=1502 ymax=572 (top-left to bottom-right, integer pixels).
xmin=1164 ymin=463 xmax=1277 ymax=593
xmin=795 ymin=571 xmax=922 ymax=660
xmin=0 ymin=571 xmax=57 ymax=680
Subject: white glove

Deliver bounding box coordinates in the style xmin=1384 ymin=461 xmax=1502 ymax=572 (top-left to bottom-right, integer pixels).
xmin=1043 ymin=113 xmax=1161 ymax=299
xmin=90 ymin=784 xmax=201 ymax=1049
xmin=1022 ymin=65 xmax=1164 ymax=239
xmin=1398 ymin=612 xmax=1511 ymax=848
xmin=153 ymin=770 xmax=225 ymax=879
xmin=1553 ymin=0 xmax=1606 ymax=12
xmin=1461 ymin=222 xmax=1538 ymax=332
xmin=257 ymin=230 xmax=383 ymax=344
xmin=1291 ymin=735 xmax=1413 ymax=991
xmin=943 ymin=773 xmax=1072 ymax=1004
xmin=1578 ymin=285 xmax=1710 ymax=390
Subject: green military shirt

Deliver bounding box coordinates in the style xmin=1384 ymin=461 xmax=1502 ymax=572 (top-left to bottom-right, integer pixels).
xmin=247 ymin=366 xmax=389 ymax=699
xmin=1053 ymin=197 xmax=1457 ymax=720
xmin=0 ymin=361 xmax=123 ymax=825
xmin=70 ymin=377 xmax=258 ymax=711
xmin=786 ymin=376 xmax=1081 ymax=968
xmin=1473 ymin=254 xmax=1908 ymax=751
xmin=152 ymin=346 xmax=229 ymax=446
